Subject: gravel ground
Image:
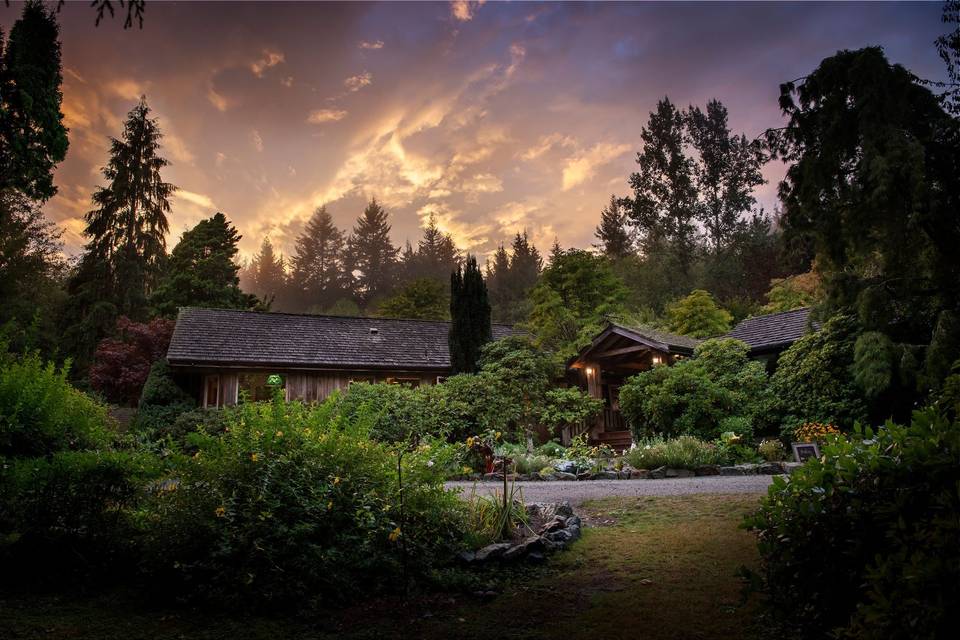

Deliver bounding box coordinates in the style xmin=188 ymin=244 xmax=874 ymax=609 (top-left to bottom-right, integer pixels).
xmin=446 ymin=475 xmax=774 ymax=506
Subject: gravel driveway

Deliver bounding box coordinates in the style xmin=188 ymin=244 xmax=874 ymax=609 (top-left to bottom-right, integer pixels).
xmin=446 ymin=475 xmax=774 ymax=506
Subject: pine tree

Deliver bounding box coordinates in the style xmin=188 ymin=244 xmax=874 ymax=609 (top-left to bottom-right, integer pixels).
xmin=485 ymin=243 xmax=511 ymax=322
xmin=289 ymin=206 xmax=346 ymax=311
xmin=81 ymin=96 xmax=175 ymax=319
xmin=0 ymin=0 xmax=68 ymax=201
xmin=501 ymin=230 xmax=542 ymax=324
xmin=151 ymin=212 xmax=257 ymax=316
xmin=347 ymin=198 xmax=399 ymax=306
xmin=449 ymin=255 xmax=492 ymax=374
xmin=407 ymin=213 xmax=461 ymax=282
xmin=625 ymin=97 xmax=698 ymax=273
xmin=594 ymin=194 xmax=633 ymax=258
xmin=248 ymin=236 xmax=287 ymax=307
xmin=548 ymin=237 xmax=563 ymax=267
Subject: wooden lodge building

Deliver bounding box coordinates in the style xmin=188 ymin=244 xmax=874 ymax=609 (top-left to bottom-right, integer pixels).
xmin=166 ymin=307 xmax=517 ymax=407
xmin=566 ymin=307 xmax=813 ymax=449
xmin=168 ymin=306 xmax=812 ymax=450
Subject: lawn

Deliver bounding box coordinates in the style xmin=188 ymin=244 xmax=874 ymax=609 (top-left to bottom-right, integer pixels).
xmin=0 ymin=493 xmax=765 ymax=640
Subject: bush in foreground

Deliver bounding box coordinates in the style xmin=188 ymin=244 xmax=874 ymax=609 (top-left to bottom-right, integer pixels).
xmin=744 ymin=408 xmax=960 ymax=638
xmin=142 ymin=394 xmax=466 ymax=609
xmin=624 ymin=435 xmax=726 ymax=470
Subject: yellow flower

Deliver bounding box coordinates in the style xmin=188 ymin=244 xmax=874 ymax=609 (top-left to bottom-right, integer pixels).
xmin=389 ymin=527 xmax=402 ymax=542
xmin=466 ymin=436 xmax=475 ymax=448
xmin=327 ymin=500 xmax=333 ymax=509
xmin=333 ymin=476 xmax=341 ymax=485
xmin=250 ymin=452 xmax=259 ymax=462
xmin=462 ymin=466 xmax=473 ymax=474
xmin=495 ymin=431 xmax=502 ymax=440
xmin=215 ymin=506 xmax=226 ymax=518
xmin=275 ymin=430 xmax=283 ymax=438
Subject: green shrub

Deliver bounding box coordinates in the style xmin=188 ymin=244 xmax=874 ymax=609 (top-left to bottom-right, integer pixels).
xmin=536 ymin=440 xmax=567 ymax=458
xmin=0 ymin=353 xmax=111 ymax=457
xmin=624 ymin=435 xmax=725 ymax=469
xmin=619 ymin=338 xmax=774 ymax=441
xmin=757 ymin=439 xmax=786 ymax=462
xmin=770 ymin=314 xmax=868 ymax=435
xmin=132 ymin=359 xmax=196 ymax=439
xmin=142 ymin=394 xmax=466 ymax=609
xmin=511 ymin=453 xmax=555 ymax=475
xmin=0 ymin=449 xmax=162 ymax=583
xmin=744 ymin=408 xmax=960 ymax=638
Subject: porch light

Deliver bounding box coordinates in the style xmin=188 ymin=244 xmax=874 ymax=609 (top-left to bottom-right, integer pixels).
xmin=585 ymin=366 xmax=594 ymax=376
xmin=651 ymin=355 xmax=662 ymax=365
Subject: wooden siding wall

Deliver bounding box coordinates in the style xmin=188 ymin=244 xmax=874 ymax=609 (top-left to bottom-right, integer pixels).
xmin=285 ymin=371 xmax=440 ymax=403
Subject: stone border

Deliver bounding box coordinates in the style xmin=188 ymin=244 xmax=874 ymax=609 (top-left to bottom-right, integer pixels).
xmin=451 ymin=461 xmax=801 ymax=482
xmin=457 ymin=501 xmax=581 ymax=566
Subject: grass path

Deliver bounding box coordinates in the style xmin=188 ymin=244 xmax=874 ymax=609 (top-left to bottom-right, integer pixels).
xmin=1 ymin=494 xmax=764 ymax=640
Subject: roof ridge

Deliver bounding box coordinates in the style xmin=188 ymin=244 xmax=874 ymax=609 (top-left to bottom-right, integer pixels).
xmin=742 ymin=306 xmax=811 ymax=321
xmin=177 ymin=306 xmax=515 ymax=328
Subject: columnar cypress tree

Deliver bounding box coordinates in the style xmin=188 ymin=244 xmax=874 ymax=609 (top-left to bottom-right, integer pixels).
xmin=448 ymin=255 xmax=492 ymax=374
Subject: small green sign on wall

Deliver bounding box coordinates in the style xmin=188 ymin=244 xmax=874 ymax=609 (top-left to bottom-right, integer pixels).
xmin=266 ymin=374 xmax=283 ymax=387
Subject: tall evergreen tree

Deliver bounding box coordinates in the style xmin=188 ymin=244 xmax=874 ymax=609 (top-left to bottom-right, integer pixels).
xmin=151 ymin=212 xmax=257 ymax=316
xmin=485 ymin=243 xmax=511 ymax=322
xmin=594 ymin=194 xmax=633 ymax=259
xmin=500 ymin=230 xmax=542 ymax=324
xmin=685 ymin=99 xmax=765 ymax=252
xmin=82 ymin=96 xmax=175 ymax=318
xmin=0 ymin=0 xmax=68 ymax=201
xmin=449 ymin=255 xmax=492 ymax=374
xmin=405 ymin=213 xmax=461 ymax=282
xmin=248 ymin=236 xmax=287 ymax=308
xmin=625 ymin=97 xmax=698 ymax=273
xmin=347 ymin=198 xmax=399 ymax=306
xmin=289 ymin=205 xmax=346 ymax=311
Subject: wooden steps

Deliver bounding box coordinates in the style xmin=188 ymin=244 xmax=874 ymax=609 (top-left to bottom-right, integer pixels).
xmin=593 ymin=430 xmax=633 ymax=452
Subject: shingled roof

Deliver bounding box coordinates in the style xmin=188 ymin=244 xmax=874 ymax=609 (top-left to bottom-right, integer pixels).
xmin=725 ymin=307 xmax=813 ymax=354
xmin=167 ymin=307 xmax=517 ymax=371
xmin=607 ymin=322 xmax=701 ymax=353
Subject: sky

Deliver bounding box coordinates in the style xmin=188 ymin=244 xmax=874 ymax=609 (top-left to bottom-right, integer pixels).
xmin=1 ymin=1 xmax=951 ymax=264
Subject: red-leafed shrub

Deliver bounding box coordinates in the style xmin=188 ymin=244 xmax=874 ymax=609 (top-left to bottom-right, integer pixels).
xmin=89 ymin=317 xmax=175 ymax=406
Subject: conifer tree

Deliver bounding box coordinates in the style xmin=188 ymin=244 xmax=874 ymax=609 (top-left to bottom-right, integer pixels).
xmin=248 ymin=236 xmax=287 ymax=307
xmin=289 ymin=205 xmax=346 ymax=311
xmin=82 ymin=96 xmax=175 ymax=318
xmin=485 ymin=243 xmax=511 ymax=322
xmin=594 ymin=194 xmax=633 ymax=259
xmin=347 ymin=198 xmax=399 ymax=306
xmin=0 ymin=0 xmax=68 ymax=201
xmin=449 ymin=255 xmax=492 ymax=374
xmin=151 ymin=212 xmax=257 ymax=316
xmin=407 ymin=213 xmax=460 ymax=282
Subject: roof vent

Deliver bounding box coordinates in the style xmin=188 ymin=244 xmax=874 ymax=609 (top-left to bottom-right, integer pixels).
xmin=369 ymin=327 xmax=379 ymax=335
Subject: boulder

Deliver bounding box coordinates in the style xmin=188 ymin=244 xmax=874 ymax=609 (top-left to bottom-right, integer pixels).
xmin=475 ymin=542 xmax=513 ymax=562
xmin=555 ymin=461 xmax=578 ymax=474
xmin=758 ymin=462 xmax=784 ymax=475
xmin=665 ymin=468 xmax=695 ymax=478
xmin=694 ymin=465 xmax=720 ymax=476
xmin=457 ymin=550 xmax=476 ymax=564
xmin=782 ymin=462 xmax=802 ymax=475
xmin=565 ymin=515 xmax=582 ymax=529
xmin=649 ymin=466 xmax=667 ymax=479
xmin=592 ymin=470 xmax=619 ymax=480
xmin=629 ymin=468 xmax=650 ymax=479
xmin=554 ymin=472 xmax=578 ymax=481
xmin=734 ymin=464 xmax=759 ymax=475
xmin=720 ymin=466 xmax=745 ymax=476
xmin=546 ymin=528 xmax=574 ymax=544
xmin=577 ymin=471 xmax=593 ymax=481
xmin=538 ymin=472 xmax=558 ymax=481
xmin=555 ymin=501 xmax=574 ymax=517
xmin=527 ymin=552 xmax=547 ymax=564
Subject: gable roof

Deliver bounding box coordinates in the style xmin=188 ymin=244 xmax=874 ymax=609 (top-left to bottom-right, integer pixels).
xmin=608 ymin=322 xmax=701 ymax=354
xmin=725 ymin=307 xmax=813 ymax=354
xmin=167 ymin=307 xmax=517 ymax=371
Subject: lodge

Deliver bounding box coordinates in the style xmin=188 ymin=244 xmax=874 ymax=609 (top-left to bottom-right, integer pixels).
xmin=166 ymin=307 xmax=518 ymax=407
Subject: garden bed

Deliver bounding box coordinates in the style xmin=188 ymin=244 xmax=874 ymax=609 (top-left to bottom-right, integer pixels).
xmin=452 ymin=461 xmax=800 ymax=482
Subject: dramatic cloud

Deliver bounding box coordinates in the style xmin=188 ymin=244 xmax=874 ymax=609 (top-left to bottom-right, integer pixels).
xmin=343 ymin=71 xmax=372 ymax=92
xmin=7 ymin=1 xmax=944 ymax=263
xmin=306 ymin=108 xmax=348 ymax=124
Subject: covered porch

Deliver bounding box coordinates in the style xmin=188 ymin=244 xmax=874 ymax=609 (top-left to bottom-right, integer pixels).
xmin=565 ymin=323 xmax=699 ymax=450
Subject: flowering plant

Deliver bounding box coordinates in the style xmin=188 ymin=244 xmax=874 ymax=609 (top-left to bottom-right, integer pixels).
xmin=793 ymin=421 xmax=840 ymax=443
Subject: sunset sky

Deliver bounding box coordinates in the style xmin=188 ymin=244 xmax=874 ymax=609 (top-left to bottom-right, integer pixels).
xmin=1 ymin=1 xmax=949 ymax=263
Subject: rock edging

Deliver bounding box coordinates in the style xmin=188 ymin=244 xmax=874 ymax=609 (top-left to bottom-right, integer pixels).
xmin=458 ymin=501 xmax=581 ymax=566
xmin=453 ymin=461 xmax=801 ymax=482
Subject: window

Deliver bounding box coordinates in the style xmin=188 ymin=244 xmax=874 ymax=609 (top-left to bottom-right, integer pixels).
xmin=386 ymin=376 xmax=420 ymax=388
xmin=435 ymin=376 xmax=448 ymax=384
xmin=203 ymin=374 xmax=220 ymax=408
xmin=238 ymin=372 xmax=278 ymax=402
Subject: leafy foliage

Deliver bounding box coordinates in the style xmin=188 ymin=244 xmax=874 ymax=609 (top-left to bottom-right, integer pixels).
xmin=619 ymin=338 xmax=774 ymax=440
xmin=89 ymin=316 xmax=174 ymax=406
xmin=770 ymin=314 xmax=868 ymax=434
xmin=745 ymin=409 xmax=960 ymax=638
xmin=377 ymin=277 xmax=449 ymax=321
xmin=666 ymin=289 xmax=732 ymax=337
xmin=624 ymin=435 xmax=726 ymax=470
xmin=0 ymin=352 xmax=110 ymax=457
xmin=142 ymin=394 xmax=465 ymax=609
xmin=760 ymin=269 xmax=821 ymax=313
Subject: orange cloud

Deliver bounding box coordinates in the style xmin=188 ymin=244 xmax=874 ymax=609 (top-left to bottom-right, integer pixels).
xmin=307 ymin=108 xmax=348 ymax=124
